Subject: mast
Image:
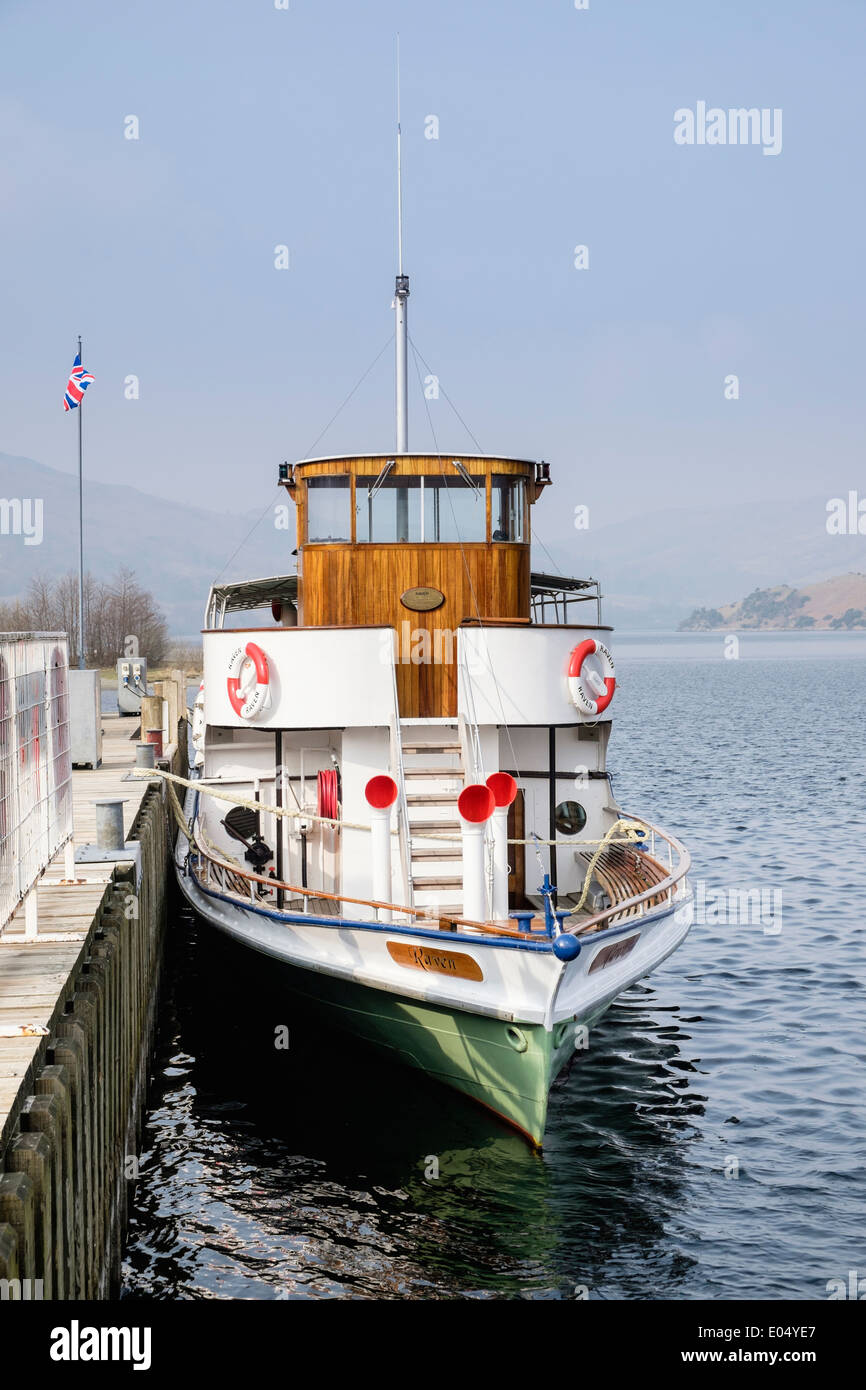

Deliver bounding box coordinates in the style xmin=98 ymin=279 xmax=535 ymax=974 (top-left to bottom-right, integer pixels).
xmin=394 ymin=35 xmax=409 ymax=453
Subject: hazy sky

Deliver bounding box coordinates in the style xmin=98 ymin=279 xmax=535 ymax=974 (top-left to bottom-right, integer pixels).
xmin=1 ymin=0 xmax=864 ymax=554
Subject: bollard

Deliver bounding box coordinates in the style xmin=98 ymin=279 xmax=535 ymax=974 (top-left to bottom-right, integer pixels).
xmin=486 ymin=773 xmax=518 ymax=922
xmin=458 ymin=784 xmax=495 ymax=923
xmin=94 ymin=799 xmax=125 ymax=852
xmin=365 ymin=776 xmax=398 ymax=922
xmin=135 ymin=743 xmax=156 ymax=769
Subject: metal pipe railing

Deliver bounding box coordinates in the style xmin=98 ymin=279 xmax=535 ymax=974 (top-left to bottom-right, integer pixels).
xmin=187 ymin=810 xmax=689 ymax=946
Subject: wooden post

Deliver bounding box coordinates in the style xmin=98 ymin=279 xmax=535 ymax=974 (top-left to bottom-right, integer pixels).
xmin=153 ymin=682 xmax=173 ymax=744
xmin=171 ymin=669 xmax=187 ymax=722
xmin=140 ymin=695 xmax=163 ymax=758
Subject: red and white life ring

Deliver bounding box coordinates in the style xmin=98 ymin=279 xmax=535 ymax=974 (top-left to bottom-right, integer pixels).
xmin=226 ymin=642 xmax=271 ymax=720
xmin=191 ymin=681 xmax=206 ymax=762
xmin=567 ymin=639 xmax=616 ymax=716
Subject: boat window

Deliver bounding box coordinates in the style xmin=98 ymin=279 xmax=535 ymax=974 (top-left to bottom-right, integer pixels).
xmin=554 ymin=800 xmax=587 ymax=835
xmin=355 ymin=473 xmax=486 ymax=543
xmin=422 ymin=476 xmax=486 ymax=542
xmin=492 ymin=476 xmax=526 ymax=542
xmin=356 ymin=476 xmax=423 ymax=542
xmin=307 ymin=477 xmax=351 ymax=542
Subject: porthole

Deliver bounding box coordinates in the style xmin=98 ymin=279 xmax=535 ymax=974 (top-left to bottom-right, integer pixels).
xmin=554 ymin=800 xmax=587 ymax=835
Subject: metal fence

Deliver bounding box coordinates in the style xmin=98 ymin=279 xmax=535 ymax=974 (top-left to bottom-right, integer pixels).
xmin=0 ymin=633 xmax=73 ymax=934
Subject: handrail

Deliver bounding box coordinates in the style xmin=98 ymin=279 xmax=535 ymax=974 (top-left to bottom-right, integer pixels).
xmin=564 ymin=815 xmax=691 ymax=938
xmin=389 ymin=700 xmax=414 ymax=911
xmin=186 ymin=807 xmax=688 ymax=947
xmin=457 ymin=680 xmax=484 ymax=783
xmin=188 ymin=824 xmax=541 ymax=941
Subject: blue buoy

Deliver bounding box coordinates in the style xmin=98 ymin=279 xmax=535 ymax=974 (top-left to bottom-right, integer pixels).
xmin=553 ymin=933 xmax=581 ymax=961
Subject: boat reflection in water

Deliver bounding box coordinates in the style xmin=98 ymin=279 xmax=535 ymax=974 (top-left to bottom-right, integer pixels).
xmin=122 ymin=914 xmax=703 ymax=1300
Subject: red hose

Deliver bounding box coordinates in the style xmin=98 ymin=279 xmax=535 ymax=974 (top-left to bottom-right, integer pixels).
xmin=317 ymin=769 xmax=339 ymax=821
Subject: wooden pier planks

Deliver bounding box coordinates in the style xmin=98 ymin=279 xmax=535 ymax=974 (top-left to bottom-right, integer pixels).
xmin=0 ymin=714 xmax=149 ymax=1147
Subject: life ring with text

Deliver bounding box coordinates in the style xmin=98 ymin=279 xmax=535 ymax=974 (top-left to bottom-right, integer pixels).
xmin=567 ymin=639 xmax=615 ymax=716
xmin=191 ymin=682 xmax=206 ymax=761
xmin=226 ymin=643 xmax=272 ymax=720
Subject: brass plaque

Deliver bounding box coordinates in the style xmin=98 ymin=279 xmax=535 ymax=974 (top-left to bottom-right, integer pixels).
xmin=587 ymin=934 xmax=639 ymax=975
xmin=387 ymin=941 xmax=483 ymax=981
xmin=400 ymin=586 xmax=445 ymax=613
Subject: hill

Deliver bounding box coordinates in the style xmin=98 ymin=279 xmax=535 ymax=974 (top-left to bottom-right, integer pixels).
xmin=679 ymin=573 xmax=866 ymax=630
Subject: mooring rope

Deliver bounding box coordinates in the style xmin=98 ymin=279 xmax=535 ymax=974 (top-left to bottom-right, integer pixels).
xmin=564 ymin=817 xmax=646 ymax=916
xmin=135 ymin=765 xmax=645 ymax=853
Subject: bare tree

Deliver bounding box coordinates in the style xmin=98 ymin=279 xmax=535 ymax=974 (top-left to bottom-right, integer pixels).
xmin=1 ymin=570 xmax=168 ymax=666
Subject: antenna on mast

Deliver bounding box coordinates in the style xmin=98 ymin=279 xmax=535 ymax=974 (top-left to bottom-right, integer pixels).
xmin=394 ymin=33 xmax=409 ymax=452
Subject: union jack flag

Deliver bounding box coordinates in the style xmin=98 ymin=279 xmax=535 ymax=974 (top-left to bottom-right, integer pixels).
xmin=63 ymin=353 xmax=94 ymax=412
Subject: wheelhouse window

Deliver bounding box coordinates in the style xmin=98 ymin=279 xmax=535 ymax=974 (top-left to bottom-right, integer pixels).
xmin=356 ymin=476 xmax=423 ymax=543
xmin=307 ymin=476 xmax=351 ymax=542
xmin=423 ymin=475 xmax=485 ymax=542
xmin=355 ymin=472 xmax=486 ymax=543
xmin=492 ymin=476 xmax=526 ymax=542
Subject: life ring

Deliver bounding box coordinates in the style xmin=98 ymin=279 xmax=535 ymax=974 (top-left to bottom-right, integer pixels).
xmin=226 ymin=643 xmax=271 ymax=720
xmin=191 ymin=682 xmax=206 ymax=763
xmin=567 ymin=639 xmax=615 ymax=716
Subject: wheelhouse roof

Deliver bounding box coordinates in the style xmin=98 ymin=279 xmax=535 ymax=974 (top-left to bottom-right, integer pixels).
xmin=293 ymin=452 xmax=538 ymax=467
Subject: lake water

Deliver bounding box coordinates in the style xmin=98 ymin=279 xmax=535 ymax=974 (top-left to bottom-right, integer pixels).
xmin=121 ymin=633 xmax=866 ymax=1300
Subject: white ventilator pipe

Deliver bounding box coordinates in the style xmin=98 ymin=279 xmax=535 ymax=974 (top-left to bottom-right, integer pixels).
xmin=365 ymin=775 xmax=398 ymax=922
xmin=486 ymin=773 xmax=518 ymax=922
xmin=459 ymin=784 xmax=495 ymax=923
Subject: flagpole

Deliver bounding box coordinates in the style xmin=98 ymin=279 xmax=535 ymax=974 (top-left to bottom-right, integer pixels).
xmin=77 ymin=333 xmax=85 ymax=669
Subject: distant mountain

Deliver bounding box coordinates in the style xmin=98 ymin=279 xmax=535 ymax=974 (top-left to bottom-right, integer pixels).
xmin=0 ymin=452 xmax=292 ymax=636
xmin=4 ymin=450 xmax=865 ymax=634
xmin=679 ymin=573 xmax=866 ymax=631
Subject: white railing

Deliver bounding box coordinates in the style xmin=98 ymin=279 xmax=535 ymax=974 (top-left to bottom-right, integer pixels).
xmin=0 ymin=634 xmax=73 ymax=935
xmin=566 ymin=815 xmax=691 ymax=938
xmin=456 ymin=648 xmax=485 ymax=784
xmin=388 ymin=666 xmax=414 ymax=912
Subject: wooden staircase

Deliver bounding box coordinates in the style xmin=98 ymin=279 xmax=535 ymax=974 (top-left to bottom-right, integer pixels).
xmin=400 ymin=724 xmax=465 ymax=914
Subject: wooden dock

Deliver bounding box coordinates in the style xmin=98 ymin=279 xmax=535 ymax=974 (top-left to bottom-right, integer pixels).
xmin=0 ymin=715 xmax=149 ymax=1134
xmin=0 ymin=707 xmax=185 ymax=1298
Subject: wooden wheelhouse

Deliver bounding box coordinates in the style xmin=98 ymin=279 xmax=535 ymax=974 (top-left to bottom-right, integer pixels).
xmin=280 ymin=452 xmax=551 ymax=718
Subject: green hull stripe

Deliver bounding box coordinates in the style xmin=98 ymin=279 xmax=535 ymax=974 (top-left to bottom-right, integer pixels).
xmin=271 ymin=959 xmax=574 ymax=1145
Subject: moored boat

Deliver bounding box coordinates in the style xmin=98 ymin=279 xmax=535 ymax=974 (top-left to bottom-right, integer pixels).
xmin=169 ymin=166 xmax=692 ymax=1148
